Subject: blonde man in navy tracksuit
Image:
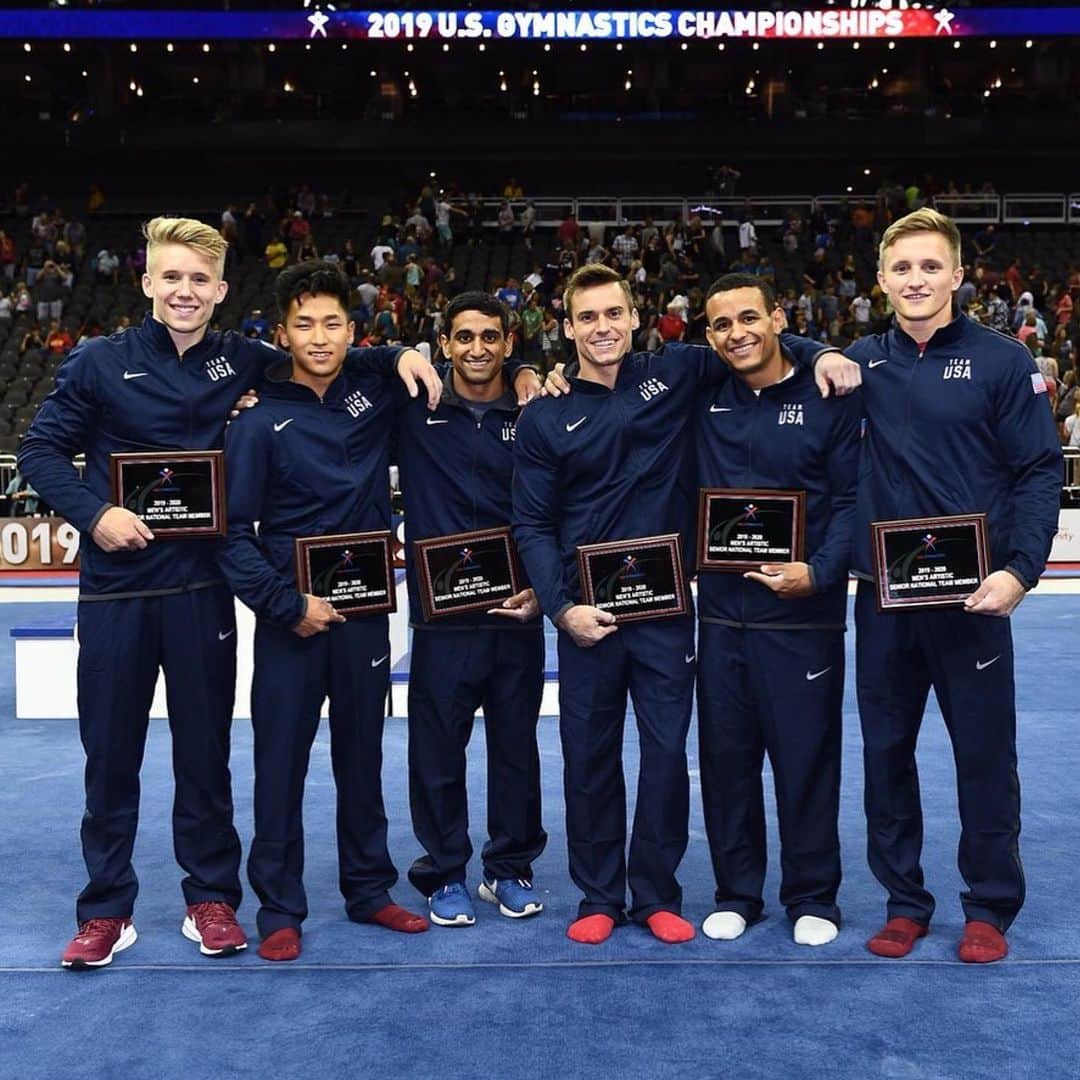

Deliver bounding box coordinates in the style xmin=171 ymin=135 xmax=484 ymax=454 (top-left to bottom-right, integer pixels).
xmin=219 ymin=262 xmax=431 ymax=961
xmin=694 ymin=274 xmax=862 ymax=948
xmin=816 ymin=209 xmax=1062 ymax=962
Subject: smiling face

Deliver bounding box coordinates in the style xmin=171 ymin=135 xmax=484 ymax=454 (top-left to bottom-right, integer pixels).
xmin=141 ymin=242 xmax=228 ymax=349
xmin=563 ymin=281 xmax=639 ymax=380
xmin=440 ymin=309 xmax=511 ymax=402
xmin=278 ymin=292 xmax=353 ymax=394
xmin=877 ymin=230 xmax=963 ymax=338
xmin=705 ymin=286 xmax=788 ymax=388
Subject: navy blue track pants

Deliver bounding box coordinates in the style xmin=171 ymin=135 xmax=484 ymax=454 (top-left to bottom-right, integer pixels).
xmin=696 ymin=620 xmax=843 ymax=926
xmin=247 ymin=615 xmax=397 ymax=937
xmin=556 ymin=615 xmax=696 ymax=923
xmin=406 ymin=626 xmax=546 ymax=898
xmin=75 ymin=586 xmax=242 ymax=923
xmin=855 ymin=580 xmax=1024 ymax=931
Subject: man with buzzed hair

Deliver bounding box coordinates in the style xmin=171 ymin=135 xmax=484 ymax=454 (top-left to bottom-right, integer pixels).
xmin=19 ymin=217 xmax=440 ymax=969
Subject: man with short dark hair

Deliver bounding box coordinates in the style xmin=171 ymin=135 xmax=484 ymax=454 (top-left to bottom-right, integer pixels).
xmin=220 ymin=261 xmax=430 ymax=961
xmin=398 ymin=290 xmax=547 ymax=928
xmin=695 ymin=274 xmax=861 ymax=948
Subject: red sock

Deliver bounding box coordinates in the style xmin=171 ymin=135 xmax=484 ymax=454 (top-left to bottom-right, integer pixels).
xmin=258 ymin=927 xmax=301 ymax=962
xmin=364 ymin=903 xmax=429 ymax=934
xmin=866 ymin=917 xmax=928 ymax=958
xmin=958 ymin=921 xmax=1008 ymax=964
xmin=646 ymin=911 xmax=695 ymax=944
xmin=567 ymin=914 xmax=615 ymax=944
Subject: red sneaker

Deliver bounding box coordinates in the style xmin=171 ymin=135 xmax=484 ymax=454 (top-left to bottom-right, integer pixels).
xmin=958 ymin=921 xmax=1008 ymax=964
xmin=61 ymin=918 xmax=137 ymax=969
xmin=182 ymin=901 xmax=247 ymax=956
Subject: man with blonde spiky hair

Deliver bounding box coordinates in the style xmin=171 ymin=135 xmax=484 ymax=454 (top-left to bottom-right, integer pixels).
xmin=815 ymin=207 xmax=1061 ymax=963
xmin=19 ymin=216 xmax=442 ymax=969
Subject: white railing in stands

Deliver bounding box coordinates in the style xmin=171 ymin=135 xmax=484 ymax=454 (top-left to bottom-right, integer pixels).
xmin=474 ymin=193 xmax=1080 ymax=229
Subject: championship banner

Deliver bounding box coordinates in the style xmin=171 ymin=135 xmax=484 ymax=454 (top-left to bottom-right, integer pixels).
xmin=4 ymin=9 xmax=1077 ymax=42
xmin=0 ymin=518 xmax=80 ymax=571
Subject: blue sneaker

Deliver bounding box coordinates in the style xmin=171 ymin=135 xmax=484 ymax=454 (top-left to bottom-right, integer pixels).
xmin=478 ymin=877 xmax=544 ymax=919
xmin=429 ymin=883 xmax=476 ymax=927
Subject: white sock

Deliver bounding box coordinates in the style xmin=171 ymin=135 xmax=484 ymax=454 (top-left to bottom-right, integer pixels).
xmin=702 ymin=911 xmax=747 ymax=941
xmin=793 ymin=915 xmax=838 ymax=947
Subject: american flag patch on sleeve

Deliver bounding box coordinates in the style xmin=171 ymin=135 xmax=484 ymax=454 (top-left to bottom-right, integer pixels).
xmin=1031 ymin=372 xmax=1048 ymax=395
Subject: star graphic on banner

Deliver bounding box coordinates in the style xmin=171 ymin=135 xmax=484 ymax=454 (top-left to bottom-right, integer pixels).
xmin=934 ymin=9 xmax=955 ymax=35
xmin=308 ymin=9 xmax=330 ymax=37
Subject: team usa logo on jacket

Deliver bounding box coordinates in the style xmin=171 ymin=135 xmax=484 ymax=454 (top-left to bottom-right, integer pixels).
xmin=638 ymin=377 xmax=669 ymax=402
xmin=501 ymin=421 xmax=516 ymax=442
xmin=206 ymin=356 xmax=237 ymax=383
xmin=943 ymin=357 xmax=972 ymax=380
xmin=344 ymin=388 xmax=374 ymax=417
xmin=778 ymin=403 xmax=804 ymax=425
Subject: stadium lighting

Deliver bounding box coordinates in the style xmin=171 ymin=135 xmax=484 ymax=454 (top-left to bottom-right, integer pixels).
xmin=23 ymin=43 xmax=31 ymax=53
xmin=990 ymin=40 xmax=997 ymax=49
xmin=24 ymin=74 xmax=31 ymax=82
xmin=63 ymin=43 xmax=71 ymax=53
xmin=202 ymin=43 xmax=211 ymax=53
xmin=129 ymin=43 xmax=137 ymax=53
xmin=1025 ymin=39 xmax=1034 ymax=48
xmin=267 ymin=43 xmax=276 ymax=52
xmin=166 ymin=43 xmax=174 ymax=52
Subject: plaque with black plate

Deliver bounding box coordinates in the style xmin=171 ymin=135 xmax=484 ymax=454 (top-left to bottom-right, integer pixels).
xmin=109 ymin=450 xmax=225 ymax=538
xmin=414 ymin=526 xmax=521 ymax=620
xmin=872 ymin=513 xmax=990 ymax=611
xmin=577 ymin=533 xmax=688 ymax=623
xmin=697 ymin=488 xmax=806 ymax=571
xmin=294 ymin=530 xmax=396 ymax=616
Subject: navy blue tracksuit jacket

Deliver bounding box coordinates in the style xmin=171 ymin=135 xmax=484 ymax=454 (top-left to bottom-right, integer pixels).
xmin=17 ymin=312 xmax=402 ymax=923
xmin=843 ymin=312 xmax=1061 ymax=931
xmin=512 ymin=337 xmax=826 ymax=922
xmin=695 ymin=355 xmax=862 ymax=926
xmin=395 ymin=370 xmax=546 ymax=897
xmin=219 ymin=361 xmax=400 ymax=934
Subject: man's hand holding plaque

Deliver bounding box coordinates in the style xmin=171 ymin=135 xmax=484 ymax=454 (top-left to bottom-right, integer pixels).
xmin=92 ymin=506 xmax=155 ymax=552
xmin=487 ymin=587 xmax=540 ymax=622
xmin=556 ymin=605 xmax=618 ymax=647
xmin=293 ymin=594 xmax=347 ymax=638
xmin=744 ymin=561 xmax=814 ymax=599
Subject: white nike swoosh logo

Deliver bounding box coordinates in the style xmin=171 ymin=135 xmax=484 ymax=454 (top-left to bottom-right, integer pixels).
xmin=976 ymin=656 xmax=1001 ymax=671
xmin=123 ymin=371 xmax=148 ymax=380
xmin=709 ymin=405 xmax=733 ymax=413
xmin=218 ymin=629 xmax=235 ymax=641
xmin=868 ymin=359 xmax=888 ymax=369
xmin=685 ymin=653 xmax=695 ymax=664
xmin=371 ymin=654 xmax=389 ymax=667
xmin=426 ymin=417 xmax=449 ymax=426
xmin=273 ymin=419 xmax=294 ymax=432
xmin=806 ymin=667 xmax=832 ymax=681
xmin=566 ymin=417 xmax=588 ymax=432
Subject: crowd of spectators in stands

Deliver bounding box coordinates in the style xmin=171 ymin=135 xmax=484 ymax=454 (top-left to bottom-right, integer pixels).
xmin=2 ymin=175 xmax=1079 ymax=450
